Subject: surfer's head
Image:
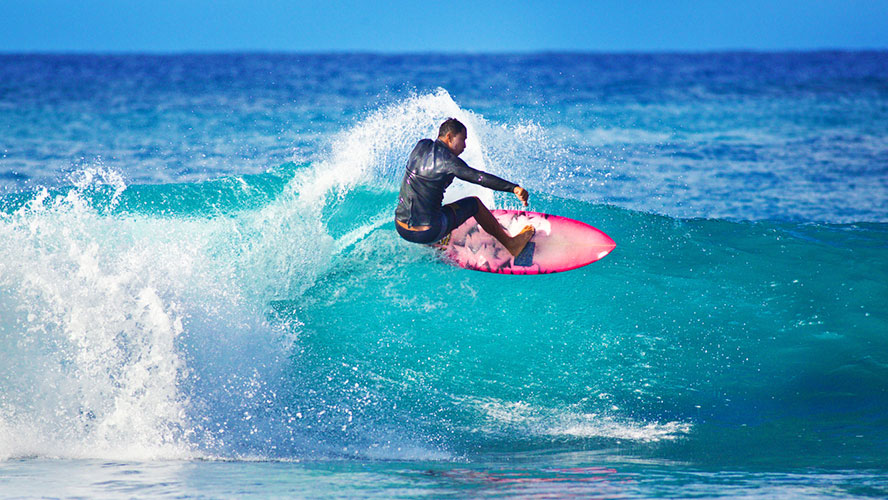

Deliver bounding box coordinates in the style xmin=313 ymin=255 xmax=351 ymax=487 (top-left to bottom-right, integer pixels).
xmin=438 ymin=118 xmax=467 ymax=156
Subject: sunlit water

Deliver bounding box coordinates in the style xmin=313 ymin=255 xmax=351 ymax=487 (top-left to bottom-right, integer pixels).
xmin=1 ymin=52 xmax=886 ymax=498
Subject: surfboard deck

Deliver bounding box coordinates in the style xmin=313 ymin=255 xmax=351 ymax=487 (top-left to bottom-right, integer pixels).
xmin=437 ymin=209 xmax=616 ymax=275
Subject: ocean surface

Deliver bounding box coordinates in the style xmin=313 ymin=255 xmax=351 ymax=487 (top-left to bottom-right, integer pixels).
xmin=0 ymin=52 xmax=886 ymax=498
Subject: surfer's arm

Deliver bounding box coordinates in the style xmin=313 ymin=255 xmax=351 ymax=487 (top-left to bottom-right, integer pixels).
xmin=449 ymin=157 xmax=518 ymax=193
xmin=449 ymin=158 xmax=530 ymax=207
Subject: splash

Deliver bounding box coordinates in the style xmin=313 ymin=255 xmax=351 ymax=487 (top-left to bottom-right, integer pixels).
xmin=1 ymin=89 xmax=570 ymax=460
xmin=464 ymin=398 xmax=690 ymax=443
xmin=0 ymin=177 xmax=193 ymax=459
xmin=5 ymin=89 xmax=881 ymax=465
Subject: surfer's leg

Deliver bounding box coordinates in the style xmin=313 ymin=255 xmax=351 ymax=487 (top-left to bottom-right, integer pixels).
xmin=470 ymin=198 xmax=535 ymax=257
xmin=442 ymin=197 xmax=480 ymax=230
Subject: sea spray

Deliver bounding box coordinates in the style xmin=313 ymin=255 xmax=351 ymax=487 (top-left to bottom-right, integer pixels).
xmin=1 ymin=89 xmax=886 ymax=467
xmin=0 ymin=174 xmax=192 ymax=459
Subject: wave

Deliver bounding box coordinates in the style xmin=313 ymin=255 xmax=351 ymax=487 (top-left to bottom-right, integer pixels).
xmin=1 ymin=91 xmax=886 ymax=465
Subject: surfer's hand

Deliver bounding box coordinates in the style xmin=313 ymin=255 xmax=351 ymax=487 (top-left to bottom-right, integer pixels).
xmin=513 ymin=186 xmax=529 ymax=207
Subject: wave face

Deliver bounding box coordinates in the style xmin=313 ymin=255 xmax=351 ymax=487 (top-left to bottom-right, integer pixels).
xmin=1 ymin=90 xmax=885 ymax=468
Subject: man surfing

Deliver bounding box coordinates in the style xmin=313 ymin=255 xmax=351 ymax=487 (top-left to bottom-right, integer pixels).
xmin=395 ymin=118 xmax=535 ymax=256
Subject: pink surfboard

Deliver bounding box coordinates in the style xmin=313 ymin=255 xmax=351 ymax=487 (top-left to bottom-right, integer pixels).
xmin=439 ymin=209 xmax=616 ymax=275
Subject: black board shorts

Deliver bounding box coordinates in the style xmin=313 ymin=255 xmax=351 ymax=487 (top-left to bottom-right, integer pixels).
xmin=395 ymin=197 xmax=479 ymax=245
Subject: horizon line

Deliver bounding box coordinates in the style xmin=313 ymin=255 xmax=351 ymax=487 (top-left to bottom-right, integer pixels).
xmin=2 ymin=47 xmax=887 ymax=57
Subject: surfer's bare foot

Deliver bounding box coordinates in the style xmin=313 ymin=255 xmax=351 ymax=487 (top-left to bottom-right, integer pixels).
xmin=505 ymin=225 xmax=535 ymax=257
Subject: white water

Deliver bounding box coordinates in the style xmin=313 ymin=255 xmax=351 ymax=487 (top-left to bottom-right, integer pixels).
xmin=1 ymin=90 xmax=665 ymax=461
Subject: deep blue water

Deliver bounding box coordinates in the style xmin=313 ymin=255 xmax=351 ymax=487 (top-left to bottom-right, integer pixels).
xmin=1 ymin=52 xmax=887 ymax=498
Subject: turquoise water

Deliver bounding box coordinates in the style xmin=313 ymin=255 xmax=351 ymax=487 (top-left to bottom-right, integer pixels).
xmin=1 ymin=53 xmax=887 ymax=497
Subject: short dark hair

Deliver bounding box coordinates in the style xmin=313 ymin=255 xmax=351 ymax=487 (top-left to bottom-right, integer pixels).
xmin=438 ymin=118 xmax=467 ymax=138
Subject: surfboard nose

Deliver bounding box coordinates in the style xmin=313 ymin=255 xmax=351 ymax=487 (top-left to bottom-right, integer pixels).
xmin=588 ymin=229 xmax=616 ymax=261
xmin=602 ymin=233 xmax=617 ymax=252
xmin=597 ymin=245 xmax=616 ymax=260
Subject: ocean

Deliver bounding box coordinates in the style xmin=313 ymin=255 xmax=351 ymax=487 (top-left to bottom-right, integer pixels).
xmin=0 ymin=52 xmax=886 ymax=498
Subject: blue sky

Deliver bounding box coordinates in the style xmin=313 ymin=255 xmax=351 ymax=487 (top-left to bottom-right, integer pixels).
xmin=3 ymin=0 xmax=887 ymax=53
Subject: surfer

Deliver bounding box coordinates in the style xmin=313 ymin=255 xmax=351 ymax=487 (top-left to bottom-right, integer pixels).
xmin=395 ymin=118 xmax=535 ymax=257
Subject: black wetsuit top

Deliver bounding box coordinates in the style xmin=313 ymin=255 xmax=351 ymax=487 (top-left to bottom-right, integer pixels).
xmin=395 ymin=139 xmax=517 ymax=227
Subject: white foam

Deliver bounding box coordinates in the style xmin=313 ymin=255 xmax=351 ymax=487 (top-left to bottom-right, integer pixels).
xmin=0 ymin=89 xmax=597 ymax=461
xmin=0 ymin=164 xmax=316 ymax=460
xmin=463 ymin=397 xmax=691 ymax=443
xmin=0 ymin=182 xmax=196 ymax=460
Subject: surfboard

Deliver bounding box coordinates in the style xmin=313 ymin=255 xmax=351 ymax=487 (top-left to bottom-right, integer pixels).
xmin=438 ymin=209 xmax=616 ymax=275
